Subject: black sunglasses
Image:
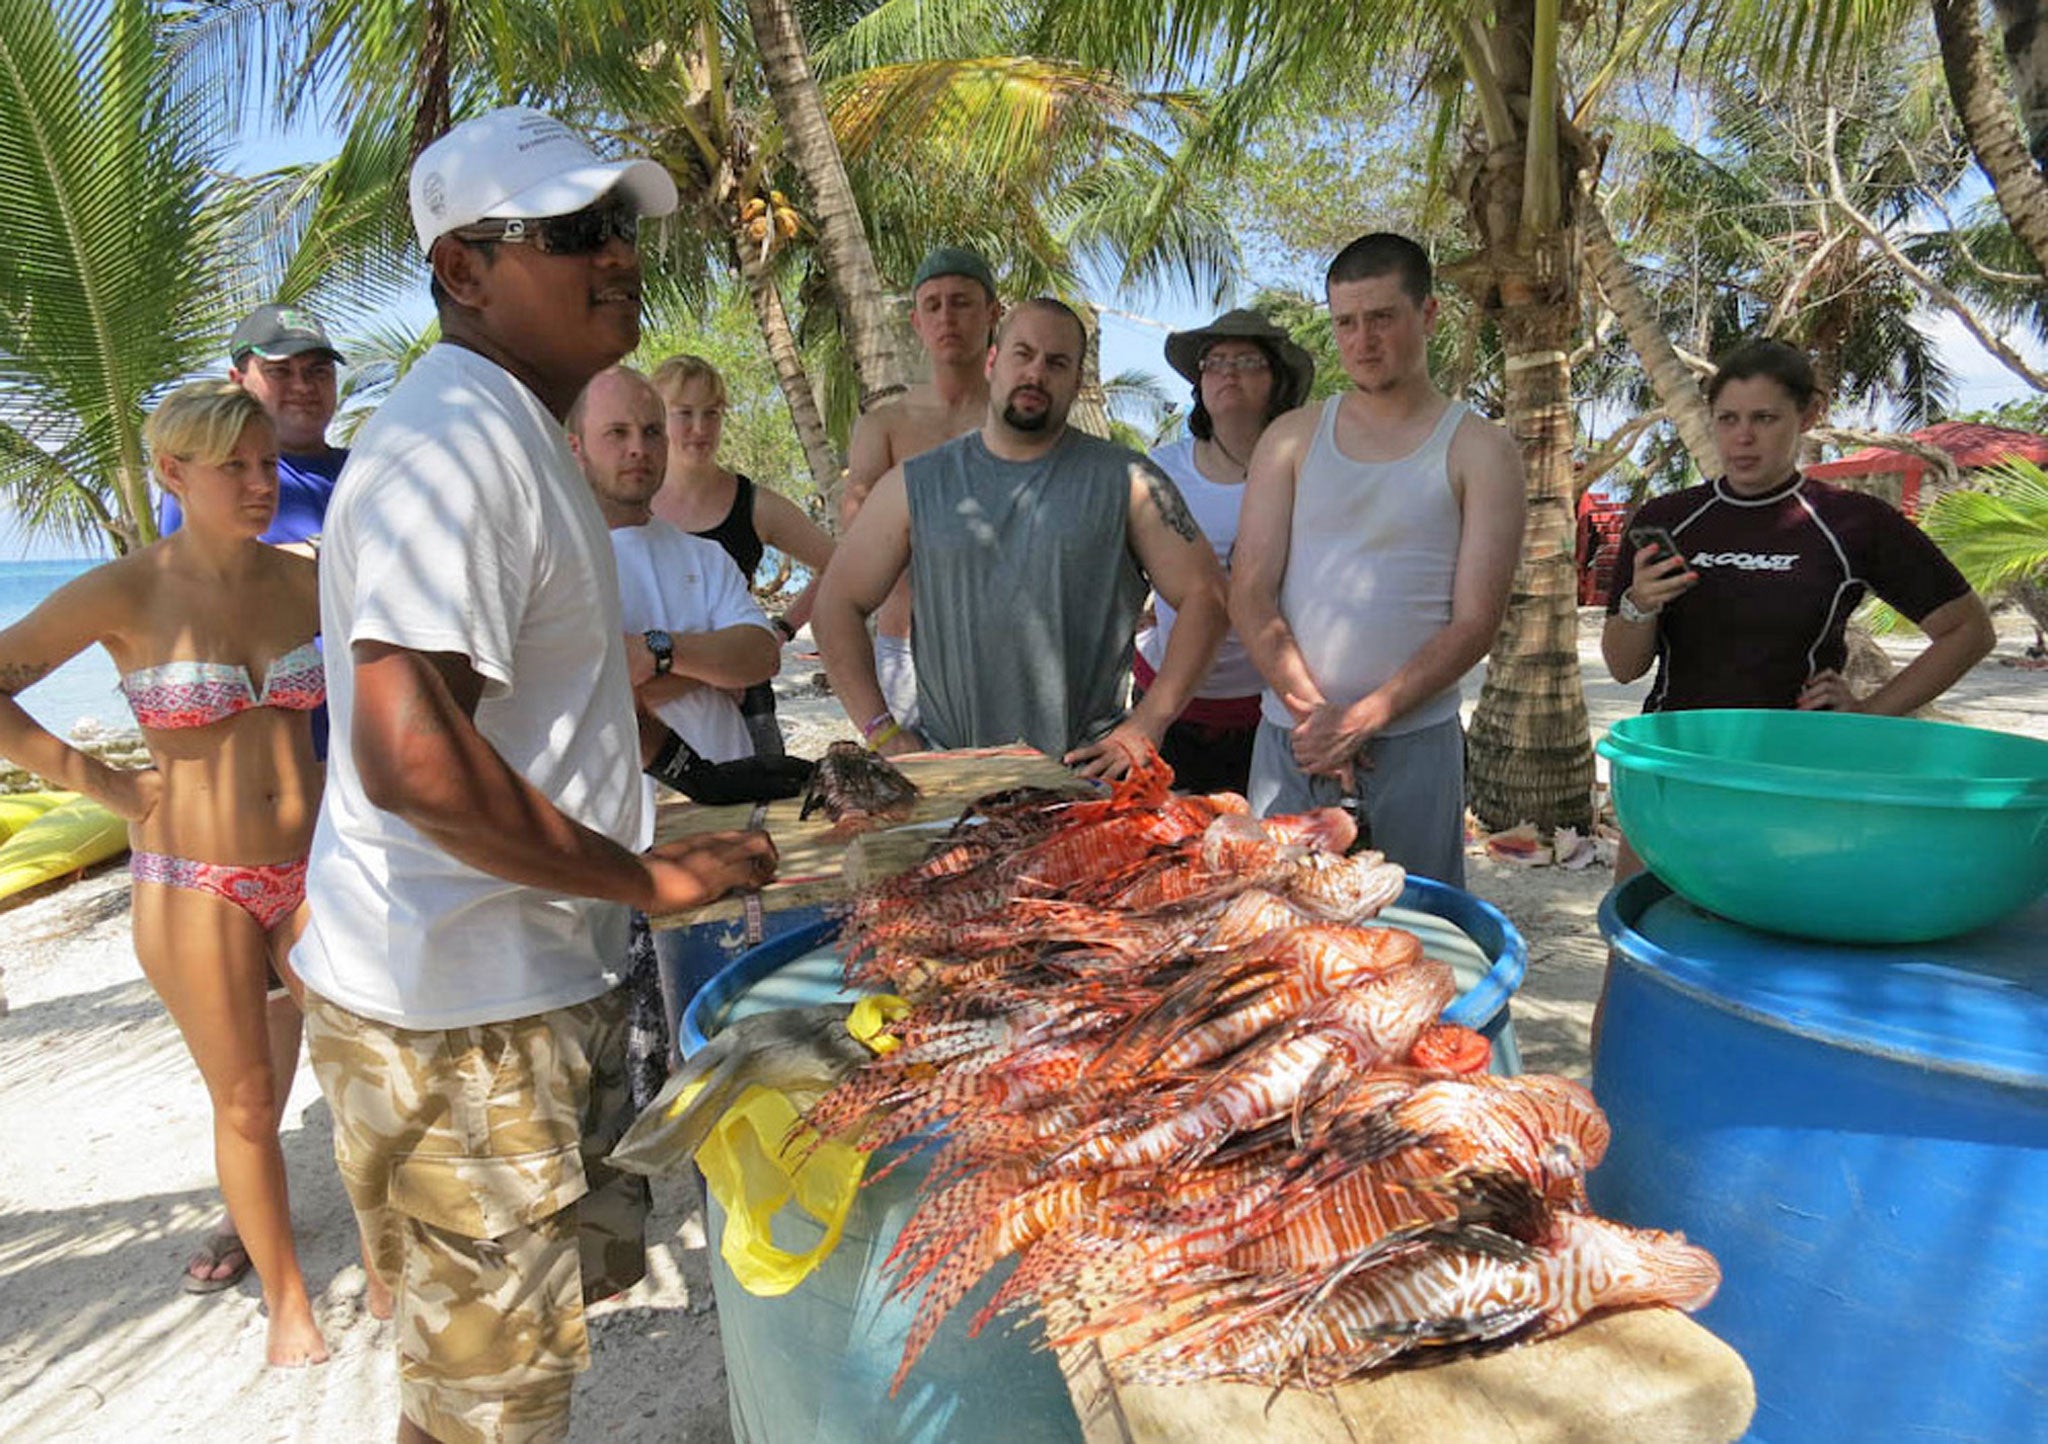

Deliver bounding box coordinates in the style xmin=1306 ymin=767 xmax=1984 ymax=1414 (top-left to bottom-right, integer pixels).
xmin=455 ymin=200 xmax=639 ymax=255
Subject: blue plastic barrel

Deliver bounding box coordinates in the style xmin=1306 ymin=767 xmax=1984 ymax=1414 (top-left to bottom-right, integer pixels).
xmin=680 ymin=881 xmax=1529 ymax=1444
xmin=1592 ymin=875 xmax=2048 ymax=1443
xmin=684 ymin=877 xmax=1527 ymax=1061
xmin=653 ymin=903 xmax=833 ymax=1065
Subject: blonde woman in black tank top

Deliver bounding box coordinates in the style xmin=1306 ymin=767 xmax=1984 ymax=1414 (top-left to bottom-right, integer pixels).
xmin=648 ymin=355 xmax=836 ymax=753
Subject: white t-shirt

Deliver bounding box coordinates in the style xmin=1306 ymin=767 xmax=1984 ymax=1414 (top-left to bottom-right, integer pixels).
xmin=1134 ymin=436 xmax=1264 ymax=698
xmin=293 ymin=344 xmax=648 ymax=1029
xmin=609 ymin=519 xmax=772 ymax=764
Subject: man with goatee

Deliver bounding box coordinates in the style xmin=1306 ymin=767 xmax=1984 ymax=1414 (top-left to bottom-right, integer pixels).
xmin=816 ymin=296 xmax=1227 ymax=779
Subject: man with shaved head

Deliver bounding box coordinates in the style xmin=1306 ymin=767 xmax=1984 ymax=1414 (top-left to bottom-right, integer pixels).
xmin=816 ymin=296 xmax=1228 ymax=779
xmin=568 ymin=365 xmax=781 ymax=768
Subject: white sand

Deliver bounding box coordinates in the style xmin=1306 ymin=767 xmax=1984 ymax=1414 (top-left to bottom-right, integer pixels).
xmin=2 ymin=614 xmax=2041 ymax=1441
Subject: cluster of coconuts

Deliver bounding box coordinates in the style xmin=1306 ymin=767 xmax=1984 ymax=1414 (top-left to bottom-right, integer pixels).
xmin=741 ymin=191 xmax=802 ymax=248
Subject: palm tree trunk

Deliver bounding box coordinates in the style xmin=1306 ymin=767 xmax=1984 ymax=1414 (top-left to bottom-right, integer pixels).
xmin=1459 ymin=0 xmax=1594 ymax=832
xmin=408 ymin=0 xmax=452 ymax=161
xmin=1991 ymin=0 xmax=2048 ymax=166
xmin=1580 ymin=186 xmax=1723 ymax=479
xmin=1068 ymin=302 xmax=1113 ymax=439
xmin=734 ymin=239 xmax=842 ymax=505
xmin=1465 ymin=249 xmax=1596 ymax=832
xmin=741 ymin=0 xmax=913 ymax=408
xmin=1932 ymin=0 xmax=2048 ymax=279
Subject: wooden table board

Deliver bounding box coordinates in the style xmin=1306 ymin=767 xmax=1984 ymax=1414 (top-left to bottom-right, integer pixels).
xmin=648 ymin=745 xmax=1083 ymax=931
xmin=1062 ymin=1307 xmax=1754 ymax=1444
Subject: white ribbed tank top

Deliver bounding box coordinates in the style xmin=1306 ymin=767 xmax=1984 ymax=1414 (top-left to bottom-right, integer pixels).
xmin=1261 ymin=395 xmax=1467 ymax=735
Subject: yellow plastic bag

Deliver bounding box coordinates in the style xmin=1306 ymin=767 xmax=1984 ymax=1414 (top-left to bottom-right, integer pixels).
xmin=692 ymin=993 xmax=910 ymax=1297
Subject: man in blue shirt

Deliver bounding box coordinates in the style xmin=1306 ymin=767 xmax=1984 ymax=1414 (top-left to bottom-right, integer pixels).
xmin=159 ymin=303 xmax=348 ymax=553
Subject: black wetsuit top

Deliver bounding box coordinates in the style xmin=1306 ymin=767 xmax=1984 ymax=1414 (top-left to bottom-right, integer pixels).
xmin=1608 ymin=473 xmax=1970 ymax=712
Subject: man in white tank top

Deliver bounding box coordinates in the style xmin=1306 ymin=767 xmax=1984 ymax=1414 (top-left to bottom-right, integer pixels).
xmin=1230 ymin=233 xmax=1526 ymax=886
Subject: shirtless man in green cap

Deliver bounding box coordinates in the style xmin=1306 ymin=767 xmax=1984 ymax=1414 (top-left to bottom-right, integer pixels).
xmin=838 ymin=246 xmax=1002 ymax=737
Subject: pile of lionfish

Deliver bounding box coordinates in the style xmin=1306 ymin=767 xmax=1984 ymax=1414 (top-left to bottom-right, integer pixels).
xmin=804 ymin=749 xmax=1719 ymax=1393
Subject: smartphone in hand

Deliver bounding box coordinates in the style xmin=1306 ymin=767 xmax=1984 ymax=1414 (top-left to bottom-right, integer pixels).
xmin=1628 ymin=523 xmax=1683 ymax=567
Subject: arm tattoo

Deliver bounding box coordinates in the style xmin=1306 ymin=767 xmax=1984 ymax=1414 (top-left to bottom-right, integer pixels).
xmin=0 ymin=661 xmax=54 ymax=696
xmin=1141 ymin=467 xmax=1201 ymax=544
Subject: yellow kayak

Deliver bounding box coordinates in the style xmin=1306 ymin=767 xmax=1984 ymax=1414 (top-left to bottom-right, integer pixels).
xmin=0 ymin=796 xmax=128 ymax=902
xmin=0 ymin=790 xmax=76 ymax=846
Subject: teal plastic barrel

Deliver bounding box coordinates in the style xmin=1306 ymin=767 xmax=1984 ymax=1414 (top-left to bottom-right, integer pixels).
xmin=681 ymin=882 xmax=1527 ymax=1443
xmin=1598 ymin=710 xmax=2048 ymax=943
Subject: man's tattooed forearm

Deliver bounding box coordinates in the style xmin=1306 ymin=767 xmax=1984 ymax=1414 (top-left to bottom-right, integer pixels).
xmin=0 ymin=661 xmax=53 ymax=696
xmin=1142 ymin=468 xmax=1202 ymax=544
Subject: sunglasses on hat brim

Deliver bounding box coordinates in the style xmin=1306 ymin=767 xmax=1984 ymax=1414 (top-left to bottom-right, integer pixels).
xmin=453 ymin=199 xmax=639 ymax=255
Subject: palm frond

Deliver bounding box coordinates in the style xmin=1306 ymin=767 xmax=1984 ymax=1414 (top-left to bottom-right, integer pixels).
xmin=1921 ymin=461 xmax=2048 ymax=593
xmin=0 ymin=0 xmax=245 ymax=549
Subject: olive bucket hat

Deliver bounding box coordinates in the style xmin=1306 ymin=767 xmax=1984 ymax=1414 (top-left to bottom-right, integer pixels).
xmin=1164 ymin=308 xmax=1315 ymax=411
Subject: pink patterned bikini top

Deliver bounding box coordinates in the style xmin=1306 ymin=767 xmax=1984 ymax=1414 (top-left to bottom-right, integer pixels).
xmin=119 ymin=640 xmax=325 ymax=730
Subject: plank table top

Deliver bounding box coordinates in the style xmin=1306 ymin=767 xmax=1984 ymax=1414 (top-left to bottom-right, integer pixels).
xmin=1061 ymin=1307 xmax=1755 ymax=1443
xmin=648 ymin=745 xmax=1083 ymax=932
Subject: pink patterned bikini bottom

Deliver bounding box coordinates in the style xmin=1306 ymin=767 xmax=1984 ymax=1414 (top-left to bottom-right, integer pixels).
xmin=130 ymin=851 xmax=310 ymax=932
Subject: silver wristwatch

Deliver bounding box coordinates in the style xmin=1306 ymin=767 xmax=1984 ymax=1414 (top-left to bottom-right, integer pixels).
xmin=1617 ymin=590 xmax=1659 ymax=624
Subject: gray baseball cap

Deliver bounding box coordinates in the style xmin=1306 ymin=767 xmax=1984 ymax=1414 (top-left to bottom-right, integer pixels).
xmin=230 ymin=304 xmax=345 ymax=365
xmin=911 ymin=246 xmax=997 ymax=300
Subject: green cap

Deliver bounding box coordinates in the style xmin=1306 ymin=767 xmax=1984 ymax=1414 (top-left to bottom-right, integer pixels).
xmin=911 ymin=246 xmax=996 ymax=300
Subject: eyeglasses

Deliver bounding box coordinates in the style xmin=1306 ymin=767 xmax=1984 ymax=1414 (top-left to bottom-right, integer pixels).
xmin=454 ymin=200 xmax=639 ymax=255
xmin=1198 ymin=353 xmax=1271 ymax=375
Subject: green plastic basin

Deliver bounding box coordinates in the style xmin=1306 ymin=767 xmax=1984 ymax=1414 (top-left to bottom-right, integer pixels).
xmin=1596 ymin=710 xmax=2048 ymax=944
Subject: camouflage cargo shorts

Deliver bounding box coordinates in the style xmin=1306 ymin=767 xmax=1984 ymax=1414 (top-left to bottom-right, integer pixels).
xmin=303 ymin=986 xmax=652 ymax=1444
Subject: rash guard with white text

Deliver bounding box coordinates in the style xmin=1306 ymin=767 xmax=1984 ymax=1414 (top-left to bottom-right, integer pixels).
xmin=1606 ymin=474 xmax=1970 ymax=712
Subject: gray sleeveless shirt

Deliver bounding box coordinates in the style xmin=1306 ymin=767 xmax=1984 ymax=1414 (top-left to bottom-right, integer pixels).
xmin=906 ymin=429 xmax=1150 ymax=757
xmin=1262 ymin=395 xmax=1468 ymax=736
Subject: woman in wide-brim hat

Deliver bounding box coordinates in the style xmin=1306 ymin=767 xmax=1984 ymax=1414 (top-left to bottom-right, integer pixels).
xmin=1134 ymin=309 xmax=1315 ymax=795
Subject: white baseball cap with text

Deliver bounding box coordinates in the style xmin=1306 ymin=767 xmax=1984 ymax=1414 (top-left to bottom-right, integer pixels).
xmin=408 ymin=106 xmax=679 ymax=255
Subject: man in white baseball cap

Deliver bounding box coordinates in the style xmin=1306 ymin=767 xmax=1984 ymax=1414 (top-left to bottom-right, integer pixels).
xmin=292 ymin=106 xmax=772 ymax=1444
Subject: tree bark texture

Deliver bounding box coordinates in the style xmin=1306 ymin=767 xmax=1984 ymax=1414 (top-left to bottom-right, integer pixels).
xmin=408 ymin=0 xmax=452 ymax=162
xmin=735 ymin=238 xmax=844 ymax=503
xmin=1465 ymin=256 xmax=1597 ymax=832
xmin=1580 ymin=186 xmax=1724 ymax=479
xmin=1932 ymin=0 xmax=2048 ymax=280
xmin=112 ymin=448 xmax=150 ymax=553
xmin=1069 ymin=302 xmax=1113 ymax=439
xmin=1991 ymin=0 xmax=2048 ymax=166
xmin=741 ymin=0 xmax=914 ymax=409
xmin=1458 ymin=0 xmax=1596 ymax=833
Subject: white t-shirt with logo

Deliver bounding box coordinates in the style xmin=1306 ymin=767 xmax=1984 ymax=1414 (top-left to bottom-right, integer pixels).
xmin=293 ymin=344 xmax=648 ymax=1029
xmin=609 ymin=519 xmax=772 ymax=764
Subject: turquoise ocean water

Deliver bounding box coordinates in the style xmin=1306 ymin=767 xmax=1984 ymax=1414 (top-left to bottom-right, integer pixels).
xmin=0 ymin=560 xmax=136 ymax=738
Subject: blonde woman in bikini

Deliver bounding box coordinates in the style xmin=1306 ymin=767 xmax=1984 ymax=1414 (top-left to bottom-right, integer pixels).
xmin=0 ymin=381 xmax=381 ymax=1364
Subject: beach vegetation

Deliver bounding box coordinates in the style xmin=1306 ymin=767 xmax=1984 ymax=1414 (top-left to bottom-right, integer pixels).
xmin=0 ymin=0 xmax=251 ymax=554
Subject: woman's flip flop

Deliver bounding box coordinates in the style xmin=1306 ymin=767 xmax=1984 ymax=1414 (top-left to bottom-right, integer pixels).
xmin=181 ymin=1230 xmax=252 ymax=1294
